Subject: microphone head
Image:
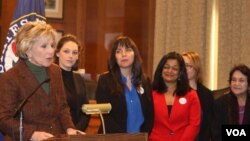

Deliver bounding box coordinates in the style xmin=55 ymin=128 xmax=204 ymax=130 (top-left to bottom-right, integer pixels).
xmin=82 ymin=103 xmax=112 ymax=115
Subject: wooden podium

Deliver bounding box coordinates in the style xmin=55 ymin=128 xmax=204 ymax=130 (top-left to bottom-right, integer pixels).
xmin=43 ymin=133 xmax=148 ymax=141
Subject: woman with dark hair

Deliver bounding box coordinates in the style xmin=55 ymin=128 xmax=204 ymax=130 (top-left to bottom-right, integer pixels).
xmin=55 ymin=34 xmax=90 ymax=131
xmin=212 ymin=64 xmax=250 ymax=141
xmin=149 ymin=51 xmax=201 ymax=141
xmin=95 ymin=36 xmax=153 ymax=134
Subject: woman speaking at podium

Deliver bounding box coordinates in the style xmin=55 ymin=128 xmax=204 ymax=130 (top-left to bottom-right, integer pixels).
xmin=95 ymin=36 xmax=154 ymax=134
xmin=0 ymin=21 xmax=82 ymax=141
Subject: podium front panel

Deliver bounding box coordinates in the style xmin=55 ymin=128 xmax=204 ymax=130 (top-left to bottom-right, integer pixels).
xmin=43 ymin=133 xmax=148 ymax=141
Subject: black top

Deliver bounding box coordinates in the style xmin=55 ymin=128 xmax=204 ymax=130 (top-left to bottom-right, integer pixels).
xmin=212 ymin=92 xmax=250 ymax=141
xmin=95 ymin=72 xmax=154 ymax=134
xmin=61 ymin=69 xmax=90 ymax=131
xmin=196 ymin=83 xmax=214 ymax=141
xmin=167 ymin=105 xmax=172 ymax=117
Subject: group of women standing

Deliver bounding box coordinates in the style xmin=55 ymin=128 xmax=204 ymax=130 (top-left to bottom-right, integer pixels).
xmin=94 ymin=36 xmax=206 ymax=141
xmin=94 ymin=36 xmax=250 ymax=141
xmin=0 ymin=21 xmax=250 ymax=141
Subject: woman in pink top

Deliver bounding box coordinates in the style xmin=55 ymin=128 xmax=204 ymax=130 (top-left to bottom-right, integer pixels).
xmin=149 ymin=51 xmax=201 ymax=141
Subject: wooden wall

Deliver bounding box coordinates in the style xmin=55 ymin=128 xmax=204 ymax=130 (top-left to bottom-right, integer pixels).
xmin=0 ymin=0 xmax=17 ymax=49
xmin=0 ymin=0 xmax=155 ymax=80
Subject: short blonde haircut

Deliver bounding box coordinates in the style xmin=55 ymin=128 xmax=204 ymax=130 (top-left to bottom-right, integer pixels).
xmin=182 ymin=51 xmax=203 ymax=83
xmin=15 ymin=21 xmax=58 ymax=59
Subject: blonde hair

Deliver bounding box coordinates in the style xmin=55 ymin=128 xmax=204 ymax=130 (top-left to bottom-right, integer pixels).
xmin=182 ymin=51 xmax=203 ymax=83
xmin=15 ymin=21 xmax=58 ymax=59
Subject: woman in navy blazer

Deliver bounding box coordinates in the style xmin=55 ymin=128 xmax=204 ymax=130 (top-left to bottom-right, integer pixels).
xmin=95 ymin=36 xmax=153 ymax=134
xmin=150 ymin=52 xmax=201 ymax=141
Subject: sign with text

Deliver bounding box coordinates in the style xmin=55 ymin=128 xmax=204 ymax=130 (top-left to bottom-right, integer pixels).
xmin=222 ymin=124 xmax=250 ymax=141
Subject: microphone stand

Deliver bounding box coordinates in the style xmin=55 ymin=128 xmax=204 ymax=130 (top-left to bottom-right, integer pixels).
xmin=19 ymin=112 xmax=23 ymax=141
xmin=13 ymin=78 xmax=50 ymax=141
xmin=98 ymin=109 xmax=106 ymax=134
xmin=82 ymin=103 xmax=111 ymax=134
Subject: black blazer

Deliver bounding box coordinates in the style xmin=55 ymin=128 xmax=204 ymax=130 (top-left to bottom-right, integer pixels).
xmin=211 ymin=92 xmax=250 ymax=141
xmin=95 ymin=72 xmax=154 ymax=133
xmin=63 ymin=71 xmax=90 ymax=131
xmin=196 ymin=83 xmax=214 ymax=141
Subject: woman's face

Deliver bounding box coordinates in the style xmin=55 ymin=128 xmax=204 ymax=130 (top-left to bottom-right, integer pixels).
xmin=115 ymin=45 xmax=134 ymax=69
xmin=230 ymin=70 xmax=249 ymax=96
xmin=56 ymin=41 xmax=79 ymax=71
xmin=183 ymin=56 xmax=197 ymax=81
xmin=162 ymin=59 xmax=180 ymax=83
xmin=27 ymin=39 xmax=55 ymax=67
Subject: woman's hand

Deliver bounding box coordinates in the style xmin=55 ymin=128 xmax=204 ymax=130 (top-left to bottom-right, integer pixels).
xmin=66 ymin=128 xmax=86 ymax=135
xmin=30 ymin=131 xmax=54 ymax=141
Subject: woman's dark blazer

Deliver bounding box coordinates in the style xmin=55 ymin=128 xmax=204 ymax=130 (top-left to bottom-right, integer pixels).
xmin=63 ymin=72 xmax=90 ymax=131
xmin=211 ymin=92 xmax=250 ymax=141
xmin=196 ymin=83 xmax=214 ymax=141
xmin=95 ymin=72 xmax=154 ymax=134
xmin=0 ymin=59 xmax=75 ymax=141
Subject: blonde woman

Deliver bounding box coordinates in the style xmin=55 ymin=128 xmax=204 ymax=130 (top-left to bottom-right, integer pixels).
xmin=182 ymin=51 xmax=214 ymax=141
xmin=0 ymin=22 xmax=82 ymax=141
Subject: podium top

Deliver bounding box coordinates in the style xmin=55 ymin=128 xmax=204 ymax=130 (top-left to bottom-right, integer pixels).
xmin=43 ymin=133 xmax=148 ymax=141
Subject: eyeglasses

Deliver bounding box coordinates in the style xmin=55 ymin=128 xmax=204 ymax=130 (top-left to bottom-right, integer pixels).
xmin=185 ymin=64 xmax=194 ymax=69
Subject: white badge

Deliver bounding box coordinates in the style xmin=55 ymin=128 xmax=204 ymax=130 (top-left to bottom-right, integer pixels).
xmin=137 ymin=85 xmax=144 ymax=95
xmin=179 ymin=97 xmax=187 ymax=105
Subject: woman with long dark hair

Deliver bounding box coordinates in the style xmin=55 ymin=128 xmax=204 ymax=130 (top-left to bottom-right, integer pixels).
xmin=95 ymin=36 xmax=153 ymax=134
xmin=150 ymin=51 xmax=201 ymax=141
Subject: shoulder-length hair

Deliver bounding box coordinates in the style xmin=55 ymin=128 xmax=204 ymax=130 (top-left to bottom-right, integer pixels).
xmin=54 ymin=34 xmax=82 ymax=71
xmin=15 ymin=21 xmax=58 ymax=59
xmin=153 ymin=51 xmax=190 ymax=96
xmin=228 ymin=64 xmax=250 ymax=124
xmin=108 ymin=36 xmax=144 ymax=95
xmin=182 ymin=51 xmax=203 ymax=83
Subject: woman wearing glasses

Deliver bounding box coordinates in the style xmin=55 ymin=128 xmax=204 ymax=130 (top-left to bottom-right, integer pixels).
xmin=182 ymin=51 xmax=214 ymax=141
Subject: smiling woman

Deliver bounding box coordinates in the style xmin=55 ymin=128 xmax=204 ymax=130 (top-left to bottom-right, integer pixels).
xmin=150 ymin=51 xmax=201 ymax=141
xmin=212 ymin=64 xmax=250 ymax=141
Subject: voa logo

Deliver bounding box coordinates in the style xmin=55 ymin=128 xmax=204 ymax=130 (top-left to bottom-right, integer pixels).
xmin=226 ymin=129 xmax=246 ymax=136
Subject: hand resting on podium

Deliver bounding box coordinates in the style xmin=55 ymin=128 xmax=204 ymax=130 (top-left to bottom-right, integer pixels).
xmin=67 ymin=128 xmax=86 ymax=135
xmin=30 ymin=128 xmax=85 ymax=141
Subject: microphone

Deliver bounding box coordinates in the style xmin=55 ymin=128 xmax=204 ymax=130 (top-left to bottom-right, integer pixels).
xmin=13 ymin=78 xmax=50 ymax=118
xmin=82 ymin=103 xmax=112 ymax=115
xmin=82 ymin=103 xmax=112 ymax=134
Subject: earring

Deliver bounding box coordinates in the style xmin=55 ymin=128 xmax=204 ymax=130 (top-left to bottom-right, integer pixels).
xmin=28 ymin=54 xmax=32 ymax=61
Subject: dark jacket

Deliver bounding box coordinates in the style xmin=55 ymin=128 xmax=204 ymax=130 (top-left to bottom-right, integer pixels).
xmin=196 ymin=83 xmax=214 ymax=141
xmin=212 ymin=92 xmax=250 ymax=141
xmin=63 ymin=71 xmax=90 ymax=131
xmin=95 ymin=72 xmax=154 ymax=133
xmin=0 ymin=59 xmax=75 ymax=141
